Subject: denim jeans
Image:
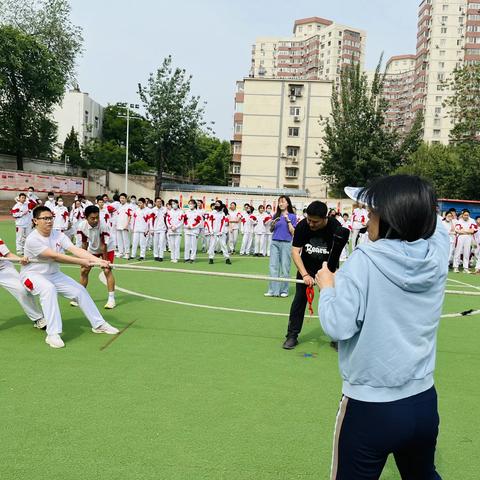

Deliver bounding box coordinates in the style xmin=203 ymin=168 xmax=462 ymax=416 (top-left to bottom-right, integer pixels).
xmin=267 ymin=240 xmax=292 ymax=296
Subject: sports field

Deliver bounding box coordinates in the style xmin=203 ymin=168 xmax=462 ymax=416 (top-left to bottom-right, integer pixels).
xmin=0 ymin=220 xmax=479 ymax=479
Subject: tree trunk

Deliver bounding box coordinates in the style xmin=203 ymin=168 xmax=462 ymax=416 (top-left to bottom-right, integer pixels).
xmin=16 ymin=150 xmax=24 ymax=171
xmin=155 ymin=154 xmax=164 ymax=198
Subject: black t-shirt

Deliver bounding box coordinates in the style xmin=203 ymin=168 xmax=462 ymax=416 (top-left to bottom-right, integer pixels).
xmin=292 ymin=217 xmax=341 ymax=277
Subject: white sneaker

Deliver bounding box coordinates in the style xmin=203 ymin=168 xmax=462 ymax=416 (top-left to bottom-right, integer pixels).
xmin=104 ymin=300 xmax=116 ymax=310
xmin=464 ymin=269 xmax=471 ymax=274
xmin=92 ymin=322 xmax=119 ymax=335
xmin=45 ymin=334 xmax=65 ymax=348
xmin=34 ymin=318 xmax=47 ymax=330
xmin=70 ymin=300 xmax=79 ymax=307
xmin=264 ymin=292 xmax=275 ymax=297
xmin=453 ymin=268 xmax=459 ymax=273
xmin=171 ymin=259 xmax=178 ymax=263
xmin=280 ymin=293 xmax=289 ymax=298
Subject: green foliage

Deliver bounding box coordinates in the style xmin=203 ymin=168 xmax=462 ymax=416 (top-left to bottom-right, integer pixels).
xmin=444 ymin=64 xmax=480 ymax=144
xmin=128 ymin=160 xmax=152 ymax=175
xmin=138 ymin=55 xmax=211 ymax=195
xmin=0 ymin=25 xmax=63 ymax=167
xmin=194 ymin=136 xmax=231 ymax=185
xmin=320 ymin=61 xmax=405 ymax=196
xmin=62 ymin=126 xmax=83 ymax=169
xmin=82 ymin=139 xmax=126 ymax=172
xmin=0 ymin=0 xmax=83 ymax=169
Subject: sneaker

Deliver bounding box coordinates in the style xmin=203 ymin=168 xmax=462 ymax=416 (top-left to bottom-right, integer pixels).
xmin=330 ymin=341 xmax=339 ymax=352
xmin=280 ymin=293 xmax=288 ymax=298
xmin=454 ymin=268 xmax=459 ymax=273
xmin=226 ymin=258 xmax=232 ymax=265
xmin=154 ymin=257 xmax=159 ymax=261
xmin=189 ymin=259 xmax=194 ymax=263
xmin=45 ymin=334 xmax=65 ymax=349
xmin=264 ymin=292 xmax=275 ymax=297
xmin=282 ymin=337 xmax=298 ymax=350
xmin=34 ymin=318 xmax=47 ymax=330
xmin=92 ymin=322 xmax=119 ymax=335
xmin=156 ymin=257 xmax=163 ymax=262
xmin=209 ymin=259 xmax=214 ymax=264
xmin=138 ymin=257 xmax=144 ymax=261
xmin=171 ymin=259 xmax=178 ymax=263
xmin=464 ymin=269 xmax=471 ymax=274
xmin=123 ymin=254 xmax=129 ymax=260
xmin=104 ymin=301 xmax=116 ymax=310
xmin=70 ymin=300 xmax=79 ymax=307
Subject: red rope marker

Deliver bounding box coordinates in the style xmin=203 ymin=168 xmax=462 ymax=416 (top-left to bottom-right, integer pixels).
xmin=306 ymin=286 xmax=315 ymax=316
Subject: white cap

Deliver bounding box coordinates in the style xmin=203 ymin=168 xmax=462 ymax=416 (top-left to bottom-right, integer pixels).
xmin=344 ymin=186 xmax=374 ymax=208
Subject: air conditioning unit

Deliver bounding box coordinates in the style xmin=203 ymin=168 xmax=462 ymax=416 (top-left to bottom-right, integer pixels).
xmin=293 ymin=115 xmax=301 ymax=122
xmin=291 ymin=157 xmax=299 ymax=164
xmin=290 ymin=95 xmax=296 ymax=102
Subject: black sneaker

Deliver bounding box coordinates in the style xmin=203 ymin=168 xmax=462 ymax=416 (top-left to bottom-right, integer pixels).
xmin=282 ymin=337 xmax=298 ymax=350
xmin=158 ymin=257 xmax=163 ymax=262
xmin=189 ymin=259 xmax=194 ymax=263
xmin=209 ymin=259 xmax=214 ymax=264
xmin=184 ymin=259 xmax=189 ymax=263
xmin=138 ymin=257 xmax=144 ymax=261
xmin=330 ymin=341 xmax=338 ymax=352
xmin=154 ymin=257 xmax=159 ymax=261
xmin=226 ymin=258 xmax=232 ymax=265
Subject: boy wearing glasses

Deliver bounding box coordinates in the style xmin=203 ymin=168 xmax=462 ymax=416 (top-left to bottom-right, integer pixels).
xmin=20 ymin=206 xmax=119 ymax=349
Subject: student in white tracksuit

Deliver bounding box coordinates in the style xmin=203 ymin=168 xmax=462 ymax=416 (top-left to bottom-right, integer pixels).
xmin=264 ymin=205 xmax=273 ymax=257
xmin=351 ymin=204 xmax=368 ymax=249
xmin=453 ymin=209 xmax=477 ymax=273
xmin=227 ymin=203 xmax=241 ymax=254
xmin=44 ymin=192 xmax=56 ymax=212
xmin=152 ymin=198 xmax=167 ymax=261
xmin=130 ymin=198 xmax=150 ymax=260
xmin=116 ymin=193 xmax=134 ymax=259
xmin=20 ymin=206 xmax=119 ymax=349
xmin=69 ymin=200 xmax=85 ymax=245
xmin=0 ymin=238 xmax=45 ymax=328
xmin=240 ymin=206 xmax=256 ymax=255
xmin=254 ymin=205 xmax=268 ymax=256
xmin=208 ymin=201 xmax=231 ymax=264
xmin=52 ymin=198 xmax=70 ymax=233
xmin=474 ymin=216 xmax=480 ymax=273
xmin=166 ymin=199 xmax=184 ymax=263
xmin=184 ymin=200 xmax=202 ymax=262
xmin=442 ymin=211 xmax=456 ymax=266
xmin=11 ymin=193 xmax=31 ymax=255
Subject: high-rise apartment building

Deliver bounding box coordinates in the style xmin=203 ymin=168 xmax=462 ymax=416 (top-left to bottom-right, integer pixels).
xmin=413 ymin=0 xmax=480 ymax=144
xmin=230 ymin=77 xmax=332 ymax=198
xmin=250 ymin=17 xmax=366 ymax=82
xmin=383 ymin=55 xmax=417 ymax=135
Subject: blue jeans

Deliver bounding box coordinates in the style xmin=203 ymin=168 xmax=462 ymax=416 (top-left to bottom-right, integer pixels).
xmin=267 ymin=240 xmax=292 ymax=296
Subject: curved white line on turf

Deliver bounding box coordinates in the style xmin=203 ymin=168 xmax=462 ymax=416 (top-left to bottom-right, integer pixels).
xmin=98 ymin=274 xmax=480 ymax=320
xmin=448 ymin=278 xmax=480 ymax=291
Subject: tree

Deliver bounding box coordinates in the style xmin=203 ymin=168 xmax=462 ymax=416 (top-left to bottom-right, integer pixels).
xmin=0 ymin=0 xmax=83 ymax=169
xmin=444 ymin=63 xmax=480 ymax=144
xmin=319 ymin=60 xmax=420 ymax=196
xmin=62 ymin=126 xmax=82 ymax=169
xmin=81 ymin=139 xmax=126 ymax=173
xmin=194 ymin=137 xmax=231 ymax=185
xmin=138 ymin=56 xmax=211 ymax=197
xmin=0 ymin=25 xmax=63 ymax=168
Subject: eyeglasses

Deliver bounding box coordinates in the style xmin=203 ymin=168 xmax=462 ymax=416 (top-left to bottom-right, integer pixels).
xmin=37 ymin=217 xmax=54 ymax=222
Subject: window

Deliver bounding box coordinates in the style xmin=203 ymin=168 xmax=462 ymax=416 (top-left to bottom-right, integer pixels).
xmin=439 ymin=50 xmax=446 ymax=57
xmin=437 ymin=73 xmax=445 ymax=81
xmin=288 ymin=127 xmax=299 ymax=137
xmin=441 ymin=27 xmax=447 ymax=33
xmin=433 ymin=129 xmax=441 ymax=136
xmin=440 ymin=38 xmax=447 ymax=46
xmin=289 ymin=85 xmax=303 ymax=96
xmin=94 ymin=116 xmax=99 ymax=129
xmin=235 ymin=102 xmax=243 ymax=113
xmin=234 ymin=123 xmax=242 ymax=134
xmin=441 ymin=16 xmax=448 ymax=22
xmin=298 ymin=26 xmax=303 ymax=32
xmin=435 ymin=107 xmax=442 ymax=114
xmin=289 ymin=106 xmax=300 ymax=116
xmin=285 ymin=167 xmax=298 ymax=177
xmin=287 ymin=146 xmax=299 ymax=157
xmin=232 ymin=165 xmax=241 ymax=174
xmin=233 ymin=143 xmax=241 ymax=154
xmin=434 ymin=118 xmax=441 ymax=126
xmin=436 ymin=96 xmax=442 ymax=102
xmin=439 ymin=62 xmax=445 ymax=69
xmin=442 ymin=4 xmax=448 ymax=11
xmin=84 ymin=110 xmax=89 ymax=124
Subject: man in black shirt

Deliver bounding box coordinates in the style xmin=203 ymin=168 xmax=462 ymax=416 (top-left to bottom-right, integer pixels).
xmin=283 ymin=201 xmax=341 ymax=349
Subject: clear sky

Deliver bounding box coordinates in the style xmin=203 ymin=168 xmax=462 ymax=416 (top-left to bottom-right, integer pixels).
xmin=70 ymin=0 xmax=420 ymax=141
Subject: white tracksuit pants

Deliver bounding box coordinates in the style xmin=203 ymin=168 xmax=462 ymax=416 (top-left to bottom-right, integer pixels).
xmin=1 ymin=263 xmax=43 ymax=322
xmin=453 ymin=235 xmax=473 ymax=269
xmin=131 ymin=232 xmax=147 ymax=258
xmin=167 ymin=233 xmax=181 ymax=261
xmin=184 ymin=234 xmax=198 ymax=260
xmin=265 ymin=233 xmax=272 ymax=256
xmin=208 ymin=234 xmax=230 ymax=259
xmin=20 ymin=271 xmax=105 ymax=335
xmin=153 ymin=231 xmax=167 ymax=259
xmin=228 ymin=229 xmax=239 ymax=252
xmin=16 ymin=226 xmax=28 ymax=254
xmin=254 ymin=234 xmax=266 ymax=255
xmin=448 ymin=236 xmax=455 ymax=264
xmin=116 ymin=230 xmax=131 ymax=256
xmin=240 ymin=232 xmax=254 ymax=255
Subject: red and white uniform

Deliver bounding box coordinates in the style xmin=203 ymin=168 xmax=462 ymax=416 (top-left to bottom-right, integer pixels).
xmin=166 ymin=208 xmax=185 ymax=262
xmin=69 ymin=206 xmax=85 ymax=244
xmin=0 ymin=238 xmax=43 ymax=323
xmin=130 ymin=207 xmax=151 ymax=258
xmin=116 ymin=203 xmax=134 ymax=257
xmin=151 ymin=206 xmax=167 ymax=259
xmin=442 ymin=218 xmax=456 ymax=263
xmin=44 ymin=199 xmax=56 ymax=211
xmin=52 ymin=205 xmax=69 ymax=232
xmin=474 ymin=227 xmax=480 ymax=272
xmin=183 ymin=209 xmax=202 ymax=261
xmin=77 ymin=219 xmax=115 ymax=262
xmin=26 ymin=192 xmax=40 ymax=210
xmin=264 ymin=211 xmax=273 ymax=257
xmin=227 ymin=210 xmax=242 ymax=253
xmin=453 ymin=218 xmax=477 ymax=270
xmin=254 ymin=212 xmax=272 ymax=256
xmin=20 ymin=230 xmax=106 ymax=335
xmin=11 ymin=201 xmax=31 ymax=254
xmin=240 ymin=213 xmax=257 ymax=255
xmin=351 ymin=207 xmax=368 ymax=248
xmin=207 ymin=210 xmax=230 ymax=260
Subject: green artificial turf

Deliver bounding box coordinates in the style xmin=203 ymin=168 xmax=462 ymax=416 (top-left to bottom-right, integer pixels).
xmin=0 ymin=220 xmax=479 ymax=479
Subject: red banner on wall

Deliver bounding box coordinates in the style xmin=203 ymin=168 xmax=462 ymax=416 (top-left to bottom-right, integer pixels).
xmin=0 ymin=171 xmax=85 ymax=195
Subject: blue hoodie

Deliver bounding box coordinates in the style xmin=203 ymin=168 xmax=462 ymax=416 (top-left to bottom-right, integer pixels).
xmin=319 ymin=218 xmax=450 ymax=402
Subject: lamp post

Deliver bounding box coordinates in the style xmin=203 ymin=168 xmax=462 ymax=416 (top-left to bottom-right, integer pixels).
xmin=117 ymin=102 xmax=140 ymax=195
xmin=64 ymin=154 xmax=69 ymax=173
